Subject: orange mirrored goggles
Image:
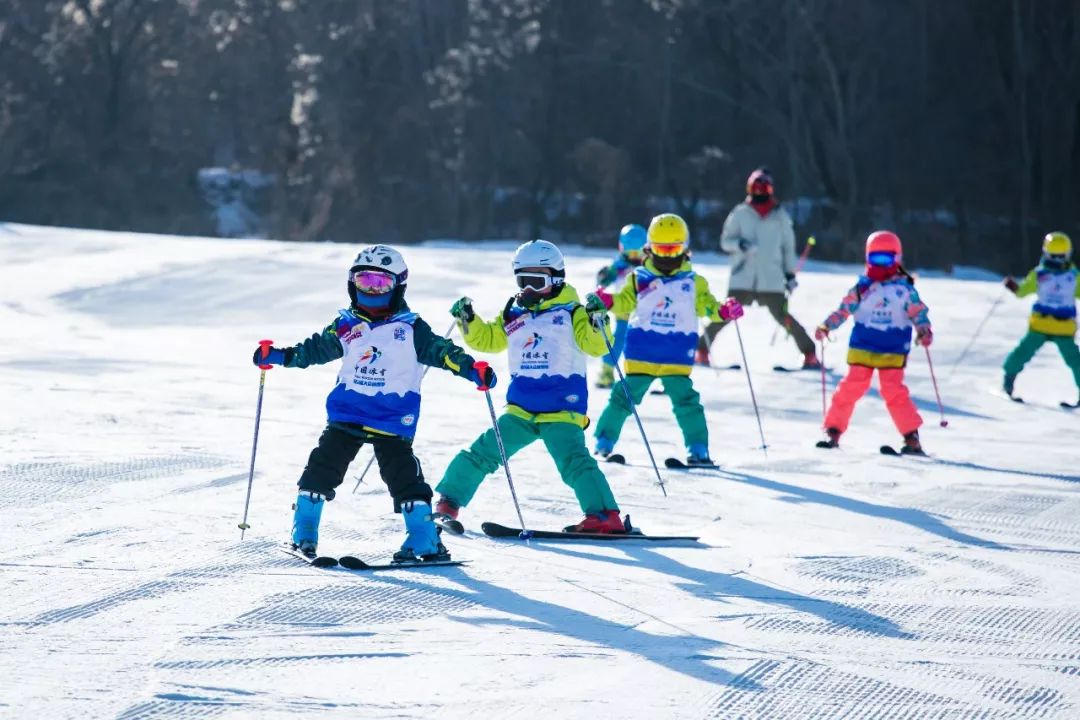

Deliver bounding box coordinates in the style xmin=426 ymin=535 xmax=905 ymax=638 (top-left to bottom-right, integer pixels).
xmin=649 ymin=242 xmax=685 ymax=258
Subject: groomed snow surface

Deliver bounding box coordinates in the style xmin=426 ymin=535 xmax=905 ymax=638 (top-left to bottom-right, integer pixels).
xmin=2 ymin=223 xmax=1078 ymax=719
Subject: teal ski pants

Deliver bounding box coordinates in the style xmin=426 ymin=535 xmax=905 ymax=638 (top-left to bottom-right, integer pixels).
xmin=436 ymin=414 xmax=618 ymax=514
xmin=593 ymin=374 xmax=708 ymax=450
xmin=1003 ymin=331 xmax=1080 ymax=387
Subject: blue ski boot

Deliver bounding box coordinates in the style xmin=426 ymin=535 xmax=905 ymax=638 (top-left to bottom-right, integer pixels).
xmin=291 ymin=491 xmax=325 ymax=557
xmin=594 ymin=435 xmax=615 ymax=458
xmin=686 ymin=443 xmax=715 ymax=467
xmin=394 ymin=501 xmax=449 ymax=563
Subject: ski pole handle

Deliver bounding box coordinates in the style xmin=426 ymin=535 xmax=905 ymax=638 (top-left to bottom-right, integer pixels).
xmin=256 ymin=339 xmax=275 ymax=371
xmin=474 ymin=360 xmax=492 ymax=392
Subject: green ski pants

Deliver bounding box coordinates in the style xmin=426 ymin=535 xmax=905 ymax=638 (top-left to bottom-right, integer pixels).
xmin=436 ymin=415 xmax=618 ymax=514
xmin=1003 ymin=331 xmax=1080 ymax=387
xmin=593 ymin=374 xmax=708 ymax=451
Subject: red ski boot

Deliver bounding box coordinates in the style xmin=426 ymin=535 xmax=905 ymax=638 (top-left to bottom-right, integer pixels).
xmin=564 ymin=510 xmax=625 ymax=534
xmin=434 ymin=496 xmax=460 ymax=521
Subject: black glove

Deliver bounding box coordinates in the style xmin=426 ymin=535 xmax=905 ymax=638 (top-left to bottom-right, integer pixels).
xmin=737 ymin=237 xmax=757 ymax=252
xmin=1003 ymin=277 xmax=1019 ymax=294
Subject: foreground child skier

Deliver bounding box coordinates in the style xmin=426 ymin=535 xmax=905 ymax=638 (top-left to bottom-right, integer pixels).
xmin=435 ymin=239 xmax=627 ymax=533
xmin=1001 ymin=232 xmax=1080 ymax=407
xmin=592 ymin=213 xmax=743 ymax=467
xmin=594 ymin=223 xmax=647 ymax=388
xmin=814 ymin=231 xmax=933 ymax=454
xmin=252 ymin=245 xmax=494 ymax=562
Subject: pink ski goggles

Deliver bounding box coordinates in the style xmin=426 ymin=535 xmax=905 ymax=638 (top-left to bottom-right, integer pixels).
xmin=352 ymin=270 xmax=396 ymax=295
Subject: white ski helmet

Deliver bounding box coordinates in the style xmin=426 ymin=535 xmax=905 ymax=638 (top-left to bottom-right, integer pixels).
xmin=348 ymin=244 xmax=408 ymax=311
xmin=512 ymin=239 xmax=565 ymax=276
xmin=350 ymin=244 xmax=408 ymax=282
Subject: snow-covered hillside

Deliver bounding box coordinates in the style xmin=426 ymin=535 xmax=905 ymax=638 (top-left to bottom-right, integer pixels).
xmin=2 ymin=222 xmax=1078 ymax=719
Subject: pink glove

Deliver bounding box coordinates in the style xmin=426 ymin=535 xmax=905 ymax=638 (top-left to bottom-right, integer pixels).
xmin=719 ymin=297 xmax=744 ymax=321
xmin=814 ymin=325 xmax=829 ymax=341
xmin=593 ymin=288 xmax=614 ymax=309
xmin=916 ymin=327 xmax=933 ymax=347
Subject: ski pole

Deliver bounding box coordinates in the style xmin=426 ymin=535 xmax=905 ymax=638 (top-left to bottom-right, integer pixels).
xmin=596 ymin=316 xmax=667 ymax=497
xmin=353 ymin=320 xmax=457 ymax=494
xmin=924 ymin=344 xmax=949 ymax=427
xmin=819 ymin=339 xmax=828 ymax=422
xmin=474 ymin=360 xmax=532 ymax=540
xmin=733 ymin=318 xmax=769 ymax=455
xmin=946 ymin=287 xmax=1007 ymax=380
xmin=238 ymin=339 xmax=274 ymax=539
xmin=770 ymin=236 xmax=815 ymax=346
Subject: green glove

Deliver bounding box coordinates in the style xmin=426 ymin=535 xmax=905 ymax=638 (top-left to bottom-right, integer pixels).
xmin=584 ymin=293 xmax=609 ymax=325
xmin=450 ymin=296 xmax=475 ymax=322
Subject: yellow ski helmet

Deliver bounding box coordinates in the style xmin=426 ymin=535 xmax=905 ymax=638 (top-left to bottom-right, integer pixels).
xmin=1043 ymin=231 xmax=1072 ymax=258
xmin=647 ymin=213 xmax=689 ymax=257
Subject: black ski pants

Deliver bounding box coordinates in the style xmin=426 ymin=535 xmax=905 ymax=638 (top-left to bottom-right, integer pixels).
xmin=297 ymin=423 xmax=432 ymax=511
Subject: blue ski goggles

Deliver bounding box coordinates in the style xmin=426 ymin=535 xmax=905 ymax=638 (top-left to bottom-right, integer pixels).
xmin=867 ymin=251 xmax=897 ymax=267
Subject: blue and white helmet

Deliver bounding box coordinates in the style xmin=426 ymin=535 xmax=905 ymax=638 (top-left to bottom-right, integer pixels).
xmin=618 ymin=224 xmax=647 ymax=252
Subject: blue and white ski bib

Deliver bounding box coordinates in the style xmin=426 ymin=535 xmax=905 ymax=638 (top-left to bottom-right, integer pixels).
xmin=326 ymin=311 xmax=425 ymax=437
xmin=849 ymin=280 xmax=915 ymax=356
xmin=624 ymin=268 xmax=698 ymax=374
xmin=504 ymin=304 xmax=588 ymax=414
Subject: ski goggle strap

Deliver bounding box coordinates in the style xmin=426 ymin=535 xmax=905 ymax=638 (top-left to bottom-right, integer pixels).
xmin=515 ymin=272 xmax=553 ymax=291
xmin=867 ymin=251 xmax=898 ymax=267
xmin=352 ymin=270 xmax=396 ymax=294
xmin=650 ymin=242 xmax=685 ymax=258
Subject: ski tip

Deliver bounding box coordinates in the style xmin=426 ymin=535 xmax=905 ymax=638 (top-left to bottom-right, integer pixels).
xmin=879 ymin=445 xmax=900 ymax=456
xmin=605 ymin=454 xmax=627 ymax=465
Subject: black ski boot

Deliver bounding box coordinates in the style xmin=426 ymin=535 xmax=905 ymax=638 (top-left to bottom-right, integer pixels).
xmin=900 ymin=431 xmax=926 ymax=456
xmin=815 ymin=427 xmax=841 ymax=449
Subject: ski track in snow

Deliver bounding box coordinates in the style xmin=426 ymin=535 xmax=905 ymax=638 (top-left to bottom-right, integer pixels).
xmin=1 ymin=223 xmax=1078 ymax=718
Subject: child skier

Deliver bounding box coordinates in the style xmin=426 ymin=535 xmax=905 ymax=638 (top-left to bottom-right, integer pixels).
xmin=591 ymin=213 xmax=743 ymax=467
xmin=252 ymin=245 xmax=494 ymax=562
xmin=435 ymin=239 xmax=626 ymax=533
xmin=594 ymin=223 xmax=647 ymax=388
xmin=814 ymin=231 xmax=932 ymax=454
xmin=1002 ymin=231 xmax=1080 ymax=406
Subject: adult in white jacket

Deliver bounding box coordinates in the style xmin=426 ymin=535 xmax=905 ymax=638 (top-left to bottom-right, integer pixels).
xmin=698 ymin=167 xmax=821 ymax=369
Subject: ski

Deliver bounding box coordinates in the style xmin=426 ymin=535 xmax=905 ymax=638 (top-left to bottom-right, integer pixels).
xmin=880 ymin=445 xmax=928 ymax=457
xmin=338 ymin=555 xmax=467 ymax=571
xmin=815 ymin=440 xmax=838 ymax=449
xmin=664 ymin=457 xmax=720 ymax=470
xmin=1060 ymin=401 xmax=1079 ymax=410
xmin=773 ymin=365 xmax=822 ymax=373
xmin=281 ymin=545 xmax=339 ymax=567
xmin=604 ymin=453 xmax=627 ymax=465
xmin=433 ymin=516 xmax=465 ymax=535
xmin=481 ymin=521 xmax=699 ymax=542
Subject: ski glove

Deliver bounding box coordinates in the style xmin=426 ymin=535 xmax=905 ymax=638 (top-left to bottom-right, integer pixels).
xmin=592 ymin=288 xmax=614 ymax=310
xmin=252 ymin=346 xmax=289 ymax=367
xmin=916 ymin=327 xmax=933 ymax=347
xmin=719 ymin=297 xmax=744 ymax=321
xmin=1003 ymin=277 xmax=1019 ymax=294
xmin=737 ymin=237 xmax=757 ymax=253
xmin=469 ymin=361 xmax=497 ymax=390
xmin=814 ymin=325 xmax=829 ymax=341
xmin=584 ymin=293 xmax=609 ymax=326
xmin=784 ymin=273 xmax=798 ymax=293
xmin=450 ymin=297 xmax=475 ymax=322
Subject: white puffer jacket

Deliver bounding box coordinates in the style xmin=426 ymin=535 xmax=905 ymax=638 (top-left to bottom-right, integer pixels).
xmin=719 ymin=202 xmax=797 ymax=293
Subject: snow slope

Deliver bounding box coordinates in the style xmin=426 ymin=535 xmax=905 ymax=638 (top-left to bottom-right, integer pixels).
xmin=1 ymin=222 xmax=1078 ymax=719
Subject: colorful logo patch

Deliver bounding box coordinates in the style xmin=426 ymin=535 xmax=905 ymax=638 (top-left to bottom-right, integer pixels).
xmin=358 ymin=346 xmax=382 ymax=364
xmin=393 ymin=327 xmax=406 ymax=342
xmin=655 ymin=296 xmax=673 ymax=310
xmin=523 ymin=333 xmax=543 ymax=350
xmin=401 ymin=414 xmax=416 ymax=427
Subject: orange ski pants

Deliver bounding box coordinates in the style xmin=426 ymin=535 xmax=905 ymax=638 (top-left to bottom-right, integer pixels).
xmin=824 ymin=365 xmax=922 ymax=435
